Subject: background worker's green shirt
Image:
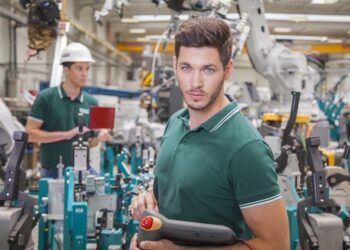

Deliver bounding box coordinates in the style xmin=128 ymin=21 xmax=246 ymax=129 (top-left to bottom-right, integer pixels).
xmin=154 ymin=101 xmax=281 ymax=239
xmin=28 ymin=85 xmax=98 ymax=170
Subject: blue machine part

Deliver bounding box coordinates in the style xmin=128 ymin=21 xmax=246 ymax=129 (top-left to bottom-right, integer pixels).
xmin=39 ymin=80 xmax=141 ymax=98
xmin=125 ymin=219 xmax=139 ymax=249
xmin=99 ymin=228 xmax=123 ymax=250
xmin=101 ymin=146 xmax=115 ymax=177
xmin=287 ymin=207 xmax=299 ymax=250
xmin=82 ymin=85 xmax=141 ymax=98
xmin=117 ymin=149 xmax=131 ymax=178
xmin=38 ymin=179 xmax=49 ymax=250
xmin=64 ymin=167 xmax=88 ymax=250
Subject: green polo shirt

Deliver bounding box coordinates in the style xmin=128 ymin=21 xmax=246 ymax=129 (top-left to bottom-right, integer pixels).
xmin=28 ymin=85 xmax=98 ymax=170
xmin=154 ymin=101 xmax=280 ymax=239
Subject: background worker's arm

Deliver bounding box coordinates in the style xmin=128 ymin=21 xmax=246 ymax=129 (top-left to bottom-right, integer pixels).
xmin=89 ymin=129 xmax=112 ymax=147
xmin=25 ymin=118 xmax=85 ymax=143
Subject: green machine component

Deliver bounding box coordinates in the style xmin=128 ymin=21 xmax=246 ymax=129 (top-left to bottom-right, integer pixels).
xmin=287 ymin=207 xmax=299 ymax=250
xmin=38 ymin=179 xmax=48 ymax=250
xmin=101 ymin=145 xmax=115 ymax=177
xmin=125 ymin=219 xmax=139 ymax=250
xmin=63 ymin=167 xmax=88 ymax=250
xmin=99 ymin=228 xmax=123 ymax=250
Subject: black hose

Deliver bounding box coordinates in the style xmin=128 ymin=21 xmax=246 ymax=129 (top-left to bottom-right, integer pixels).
xmin=281 ymin=91 xmax=301 ymax=147
xmin=275 ymin=91 xmax=300 ymax=173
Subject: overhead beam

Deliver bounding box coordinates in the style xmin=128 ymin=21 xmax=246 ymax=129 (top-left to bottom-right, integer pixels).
xmin=293 ymin=43 xmax=350 ymax=54
xmin=117 ymin=41 xmax=350 ymax=55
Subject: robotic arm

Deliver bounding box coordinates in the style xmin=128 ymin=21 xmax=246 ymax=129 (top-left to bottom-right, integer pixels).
xmin=161 ymin=0 xmax=312 ymax=104
xmin=236 ymin=0 xmax=312 ymax=103
xmin=94 ymin=0 xmax=129 ymax=22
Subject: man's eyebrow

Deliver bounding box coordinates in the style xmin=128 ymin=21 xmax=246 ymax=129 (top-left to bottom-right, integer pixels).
xmin=201 ymin=64 xmax=219 ymax=69
xmin=178 ymin=62 xmax=217 ymax=68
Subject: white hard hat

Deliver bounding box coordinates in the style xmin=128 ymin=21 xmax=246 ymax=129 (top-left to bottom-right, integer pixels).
xmin=60 ymin=42 xmax=95 ymax=64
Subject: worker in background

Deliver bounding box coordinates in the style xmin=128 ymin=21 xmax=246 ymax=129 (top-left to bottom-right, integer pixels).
xmin=130 ymin=17 xmax=289 ymax=250
xmin=25 ymin=42 xmax=110 ymax=178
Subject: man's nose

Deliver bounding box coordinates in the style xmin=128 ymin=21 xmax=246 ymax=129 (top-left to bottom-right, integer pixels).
xmin=191 ymin=70 xmax=204 ymax=88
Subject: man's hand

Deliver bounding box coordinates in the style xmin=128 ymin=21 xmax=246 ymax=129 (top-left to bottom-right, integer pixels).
xmin=130 ymin=233 xmax=180 ymax=250
xmin=26 ymin=118 xmax=90 ymax=144
xmin=89 ymin=129 xmax=112 ymax=147
xmin=130 ymin=191 xmax=159 ymax=221
xmin=65 ymin=126 xmax=90 ymax=140
xmin=97 ymin=129 xmax=112 ymax=142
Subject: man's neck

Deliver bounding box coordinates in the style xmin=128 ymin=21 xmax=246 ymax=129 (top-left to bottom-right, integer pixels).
xmin=62 ymin=81 xmax=80 ymax=100
xmin=189 ymin=95 xmax=230 ymax=129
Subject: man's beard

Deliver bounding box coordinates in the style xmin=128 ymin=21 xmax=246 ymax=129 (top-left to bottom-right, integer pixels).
xmin=183 ymin=80 xmax=224 ymax=111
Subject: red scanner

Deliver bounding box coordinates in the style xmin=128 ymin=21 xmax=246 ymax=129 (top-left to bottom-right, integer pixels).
xmin=89 ymin=106 xmax=115 ymax=129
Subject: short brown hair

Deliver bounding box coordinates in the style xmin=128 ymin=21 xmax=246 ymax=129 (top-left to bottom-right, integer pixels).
xmin=175 ymin=16 xmax=233 ymax=66
xmin=62 ymin=62 xmax=75 ymax=68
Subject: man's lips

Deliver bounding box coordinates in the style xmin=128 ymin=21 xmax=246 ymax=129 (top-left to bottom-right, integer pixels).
xmin=187 ymin=91 xmax=206 ymax=96
xmin=187 ymin=91 xmax=206 ymax=101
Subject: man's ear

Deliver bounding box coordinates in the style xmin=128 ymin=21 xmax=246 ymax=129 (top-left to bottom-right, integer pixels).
xmin=224 ymin=59 xmax=234 ymax=80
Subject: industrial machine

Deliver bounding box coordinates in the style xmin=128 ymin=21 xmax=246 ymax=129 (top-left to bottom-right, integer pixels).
xmin=0 ymin=99 xmax=25 ymax=167
xmin=297 ymin=137 xmax=346 ymax=250
xmin=36 ymin=107 xmax=155 ymax=249
xmin=0 ymin=131 xmax=38 ymax=250
xmin=316 ymin=75 xmax=349 ymax=141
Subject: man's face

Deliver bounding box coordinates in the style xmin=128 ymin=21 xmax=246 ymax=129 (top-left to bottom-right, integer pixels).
xmin=173 ymin=47 xmax=233 ymax=112
xmin=64 ymin=62 xmax=90 ymax=87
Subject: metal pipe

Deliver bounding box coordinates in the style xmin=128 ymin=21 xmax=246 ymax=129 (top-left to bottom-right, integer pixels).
xmin=106 ymin=21 xmax=112 ymax=85
xmin=0 ymin=6 xmax=26 ymax=25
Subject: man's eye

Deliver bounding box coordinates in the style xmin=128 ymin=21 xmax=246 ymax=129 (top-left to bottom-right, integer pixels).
xmin=181 ymin=66 xmax=191 ymax=71
xmin=204 ymin=68 xmax=215 ymax=74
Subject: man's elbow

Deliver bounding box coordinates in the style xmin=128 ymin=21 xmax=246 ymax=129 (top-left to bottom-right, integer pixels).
xmin=272 ymin=229 xmax=290 ymax=250
xmin=277 ymin=238 xmax=290 ymax=250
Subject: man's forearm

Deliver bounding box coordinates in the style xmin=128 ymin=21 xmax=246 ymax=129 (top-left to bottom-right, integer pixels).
xmin=89 ymin=137 xmax=99 ymax=147
xmin=181 ymin=238 xmax=287 ymax=250
xmin=27 ymin=128 xmax=68 ymax=143
xmin=181 ymin=242 xmax=250 ymax=250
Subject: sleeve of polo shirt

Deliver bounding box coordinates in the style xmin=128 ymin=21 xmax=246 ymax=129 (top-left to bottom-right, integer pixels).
xmin=28 ymin=94 xmax=47 ymax=123
xmin=230 ymin=140 xmax=281 ymax=210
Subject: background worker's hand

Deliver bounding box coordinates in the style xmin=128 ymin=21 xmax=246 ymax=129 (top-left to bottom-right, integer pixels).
xmin=97 ymin=129 xmax=112 ymax=142
xmin=129 ymin=234 xmax=180 ymax=250
xmin=65 ymin=126 xmax=90 ymax=140
xmin=130 ymin=191 xmax=159 ymax=221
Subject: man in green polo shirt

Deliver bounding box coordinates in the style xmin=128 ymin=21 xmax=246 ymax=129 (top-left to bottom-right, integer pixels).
xmin=130 ymin=17 xmax=289 ymax=250
xmin=25 ymin=42 xmax=110 ymax=178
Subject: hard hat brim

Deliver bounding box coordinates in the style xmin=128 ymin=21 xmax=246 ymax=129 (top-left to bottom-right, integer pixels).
xmin=60 ymin=58 xmax=96 ymax=64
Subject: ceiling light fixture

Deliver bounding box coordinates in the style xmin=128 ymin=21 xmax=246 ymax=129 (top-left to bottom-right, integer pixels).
xmin=272 ymin=35 xmax=328 ymax=42
xmin=263 ymin=13 xmax=350 ymax=23
xmin=129 ymin=28 xmax=146 ymax=34
xmin=134 ymin=15 xmax=189 ymax=22
xmin=136 ymin=37 xmax=151 ymax=42
xmin=311 ymin=0 xmax=338 ymax=4
xmin=121 ymin=18 xmax=139 ymax=23
xmin=327 ymin=39 xmax=343 ymax=43
xmin=273 ymin=27 xmax=292 ymax=33
xmin=133 ymin=13 xmax=350 ymax=23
